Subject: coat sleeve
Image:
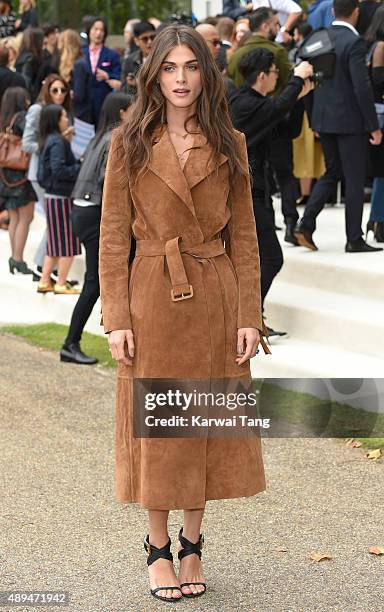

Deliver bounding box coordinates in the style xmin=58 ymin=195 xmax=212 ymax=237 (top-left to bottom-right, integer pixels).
xmin=99 ymin=130 xmax=133 ymax=333
xmin=49 ymin=138 xmax=80 ymax=183
xmin=227 ymin=131 xmax=263 ymax=332
xmin=349 ymin=37 xmax=378 ymax=133
xmin=22 ymin=104 xmax=41 ymax=154
xmin=72 ymin=60 xmax=89 ymax=106
xmin=108 ymin=49 xmax=122 ymax=81
xmin=223 ymin=0 xmax=247 ymax=19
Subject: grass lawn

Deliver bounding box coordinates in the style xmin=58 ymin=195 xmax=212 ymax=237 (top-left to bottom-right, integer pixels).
xmin=2 ymin=322 xmax=115 ymax=368
xmin=2 ymin=323 xmax=383 ymax=451
xmin=253 ymin=381 xmax=384 ymax=449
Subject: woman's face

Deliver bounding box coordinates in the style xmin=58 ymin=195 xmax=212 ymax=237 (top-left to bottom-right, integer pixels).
xmin=49 ymin=80 xmax=67 ymax=106
xmin=59 ymin=109 xmax=68 ymax=133
xmin=235 ymin=22 xmax=249 ymax=42
xmin=158 ymin=44 xmax=202 ymax=112
xmin=21 ymin=0 xmax=31 ymax=9
xmin=119 ymin=106 xmax=130 ymax=121
xmin=89 ymin=20 xmax=105 ymax=46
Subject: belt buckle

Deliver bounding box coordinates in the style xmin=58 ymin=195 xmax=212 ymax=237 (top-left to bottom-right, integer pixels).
xmin=171 ymin=285 xmax=194 ymax=301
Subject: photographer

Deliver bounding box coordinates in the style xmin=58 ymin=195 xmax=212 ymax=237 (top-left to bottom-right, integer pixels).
xmin=229 ymin=48 xmax=313 ymax=334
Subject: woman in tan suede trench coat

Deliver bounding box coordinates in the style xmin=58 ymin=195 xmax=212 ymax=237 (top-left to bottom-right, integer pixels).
xmin=99 ymin=24 xmax=268 ymax=604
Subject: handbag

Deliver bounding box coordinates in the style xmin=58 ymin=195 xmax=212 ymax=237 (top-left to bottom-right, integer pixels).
xmin=0 ymin=113 xmax=30 ymax=172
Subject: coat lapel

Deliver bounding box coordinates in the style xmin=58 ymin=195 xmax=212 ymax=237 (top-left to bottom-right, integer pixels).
xmin=148 ymin=125 xmax=229 ymax=216
xmin=97 ymin=45 xmax=107 ymax=69
xmin=184 ymin=134 xmax=228 ymax=190
xmin=149 ymin=125 xmax=195 ymax=216
xmin=84 ymin=46 xmax=91 ymax=72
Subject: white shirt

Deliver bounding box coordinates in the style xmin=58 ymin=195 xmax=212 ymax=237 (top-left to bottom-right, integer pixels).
xmin=332 ymin=20 xmax=359 ymax=37
xmin=252 ymin=0 xmax=302 ymax=27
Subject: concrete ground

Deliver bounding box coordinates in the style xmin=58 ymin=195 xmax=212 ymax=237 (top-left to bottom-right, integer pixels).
xmin=1 ymin=332 xmax=383 ymax=612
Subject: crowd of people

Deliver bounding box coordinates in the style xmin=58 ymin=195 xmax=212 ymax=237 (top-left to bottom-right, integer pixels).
xmin=0 ymin=0 xmax=383 ymax=363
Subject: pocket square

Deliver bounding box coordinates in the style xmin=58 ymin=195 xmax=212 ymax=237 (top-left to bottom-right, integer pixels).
xmin=101 ymin=61 xmax=111 ymax=67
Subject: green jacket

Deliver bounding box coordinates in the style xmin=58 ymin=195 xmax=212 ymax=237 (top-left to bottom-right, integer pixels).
xmin=228 ymin=35 xmax=292 ymax=92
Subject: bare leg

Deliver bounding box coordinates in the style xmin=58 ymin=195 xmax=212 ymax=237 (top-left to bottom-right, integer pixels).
xmin=177 ymin=507 xmax=206 ymax=595
xmin=41 ymin=255 xmax=58 ymax=284
xmin=13 ymin=202 xmax=34 ymax=261
xmin=300 ymin=178 xmax=312 ymax=197
xmin=147 ymin=509 xmax=182 ymax=600
xmin=57 ymin=256 xmax=74 ymax=285
xmin=7 ymin=209 xmax=19 ymax=257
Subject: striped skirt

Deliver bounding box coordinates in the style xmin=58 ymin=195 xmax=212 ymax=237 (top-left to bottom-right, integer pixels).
xmin=45 ymin=195 xmax=81 ymax=257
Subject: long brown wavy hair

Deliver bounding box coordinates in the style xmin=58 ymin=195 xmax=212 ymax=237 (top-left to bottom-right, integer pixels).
xmin=119 ymin=25 xmax=248 ymax=183
xmin=58 ymin=29 xmax=83 ymax=84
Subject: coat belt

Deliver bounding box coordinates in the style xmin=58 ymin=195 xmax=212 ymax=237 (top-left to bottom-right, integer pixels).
xmin=135 ymin=236 xmax=271 ymax=355
xmin=135 ymin=236 xmax=226 ymax=301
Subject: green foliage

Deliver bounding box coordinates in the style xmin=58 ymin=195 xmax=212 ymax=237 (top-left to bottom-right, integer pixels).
xmin=37 ymin=0 xmax=191 ymax=33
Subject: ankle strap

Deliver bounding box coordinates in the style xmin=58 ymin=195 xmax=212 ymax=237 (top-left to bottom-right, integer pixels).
xmin=178 ymin=527 xmax=204 ymax=561
xmin=143 ymin=535 xmax=173 ymax=566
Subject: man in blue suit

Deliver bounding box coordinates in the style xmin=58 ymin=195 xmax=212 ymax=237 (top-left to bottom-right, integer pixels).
xmin=83 ymin=17 xmax=121 ymax=126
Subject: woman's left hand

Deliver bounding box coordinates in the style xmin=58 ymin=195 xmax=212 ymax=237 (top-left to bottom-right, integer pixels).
xmin=236 ymin=328 xmax=260 ymax=365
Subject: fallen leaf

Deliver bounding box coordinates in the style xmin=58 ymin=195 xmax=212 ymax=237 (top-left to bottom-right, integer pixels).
xmin=345 ymin=438 xmax=363 ymax=448
xmin=310 ymin=553 xmax=332 ymax=562
xmin=368 ymin=546 xmax=384 ymax=556
xmin=366 ymin=449 xmax=382 ymax=460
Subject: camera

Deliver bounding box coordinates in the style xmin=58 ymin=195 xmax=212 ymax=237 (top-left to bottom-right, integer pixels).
xmin=297 ymin=28 xmax=336 ymax=87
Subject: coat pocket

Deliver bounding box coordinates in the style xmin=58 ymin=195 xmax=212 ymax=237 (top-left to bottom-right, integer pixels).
xmin=128 ymin=256 xmax=142 ymax=302
xmin=225 ymin=253 xmax=239 ymax=287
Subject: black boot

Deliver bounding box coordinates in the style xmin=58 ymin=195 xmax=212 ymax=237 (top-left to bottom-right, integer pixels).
xmin=60 ymin=342 xmax=98 ymax=365
xmin=284 ymin=222 xmax=299 ymax=246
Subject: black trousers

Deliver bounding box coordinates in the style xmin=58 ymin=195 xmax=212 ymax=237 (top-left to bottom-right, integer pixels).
xmin=301 ymin=132 xmax=368 ymax=242
xmin=65 ymin=205 xmax=101 ymax=346
xmin=270 ymin=137 xmax=299 ymax=226
xmin=253 ymin=197 xmax=284 ymax=309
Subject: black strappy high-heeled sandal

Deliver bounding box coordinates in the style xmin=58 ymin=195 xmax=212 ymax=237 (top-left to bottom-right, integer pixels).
xmin=143 ymin=535 xmax=182 ymax=603
xmin=177 ymin=527 xmax=207 ymax=598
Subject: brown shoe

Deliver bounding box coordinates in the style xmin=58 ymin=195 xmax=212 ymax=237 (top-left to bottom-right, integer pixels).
xmin=294 ymin=229 xmax=318 ymax=251
xmin=54 ymin=282 xmax=81 ymax=295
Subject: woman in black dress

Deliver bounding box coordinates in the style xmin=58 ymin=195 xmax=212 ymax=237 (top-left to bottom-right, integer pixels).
xmin=15 ymin=0 xmax=38 ymax=32
xmin=0 ymin=86 xmax=36 ymax=274
xmin=15 ymin=26 xmax=45 ymax=102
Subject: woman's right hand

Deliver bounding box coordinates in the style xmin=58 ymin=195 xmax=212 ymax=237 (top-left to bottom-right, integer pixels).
xmin=108 ymin=329 xmax=135 ymax=366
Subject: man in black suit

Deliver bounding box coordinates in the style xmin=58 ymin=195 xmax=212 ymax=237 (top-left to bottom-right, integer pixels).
xmin=295 ymin=0 xmax=383 ymax=253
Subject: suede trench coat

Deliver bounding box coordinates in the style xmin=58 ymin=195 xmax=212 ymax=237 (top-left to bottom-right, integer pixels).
xmin=99 ymin=124 xmax=267 ymax=510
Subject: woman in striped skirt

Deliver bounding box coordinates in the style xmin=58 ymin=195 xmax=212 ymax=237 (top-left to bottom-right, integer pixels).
xmin=36 ymin=104 xmax=81 ymax=294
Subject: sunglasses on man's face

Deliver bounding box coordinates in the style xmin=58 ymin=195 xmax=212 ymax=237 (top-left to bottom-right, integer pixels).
xmin=50 ymin=87 xmax=67 ymax=94
xmin=138 ymin=34 xmax=156 ymax=43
